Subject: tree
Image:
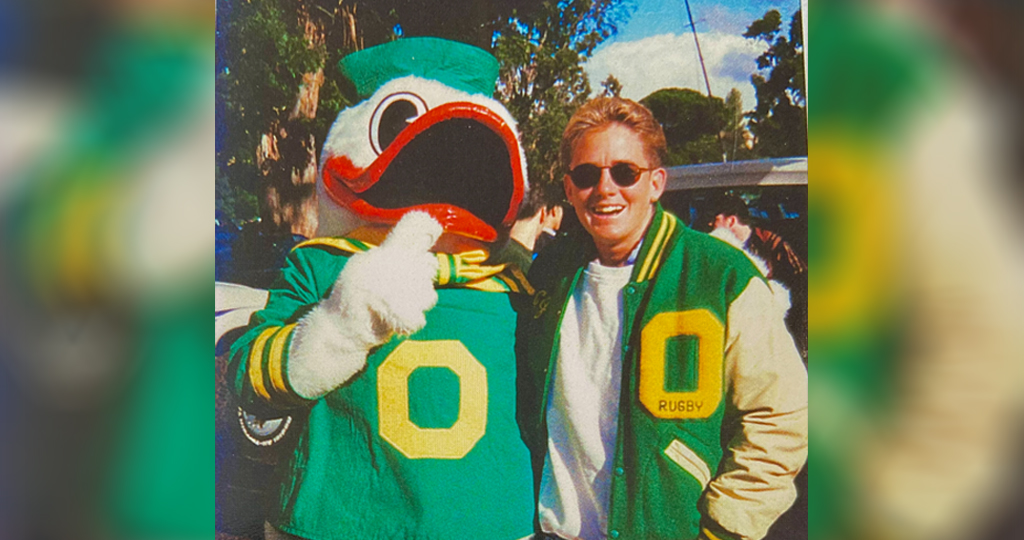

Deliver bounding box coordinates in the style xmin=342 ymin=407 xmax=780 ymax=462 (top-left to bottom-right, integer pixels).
xmin=744 ymin=8 xmax=807 ymax=157
xmin=379 ymin=0 xmax=536 ymax=49
xmin=493 ymin=0 xmax=629 ymax=191
xmin=724 ymin=88 xmax=743 ymax=132
xmin=640 ymin=88 xmax=728 ymax=166
xmin=217 ymin=0 xmax=385 ymax=236
xmin=600 ymin=74 xmax=623 ymax=97
xmin=722 ymin=87 xmax=756 ymax=162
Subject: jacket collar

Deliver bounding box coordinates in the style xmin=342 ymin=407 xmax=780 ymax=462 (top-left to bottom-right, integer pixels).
xmin=556 ymin=203 xmax=681 ymax=286
xmin=629 ymin=203 xmax=680 ymax=283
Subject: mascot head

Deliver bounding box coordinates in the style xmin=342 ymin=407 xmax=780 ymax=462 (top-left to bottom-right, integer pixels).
xmin=317 ymin=38 xmax=527 ymax=245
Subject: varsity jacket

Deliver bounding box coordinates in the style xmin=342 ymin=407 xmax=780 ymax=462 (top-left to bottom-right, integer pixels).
xmin=228 ymin=237 xmax=535 ymax=540
xmin=516 ymin=205 xmax=808 ymax=540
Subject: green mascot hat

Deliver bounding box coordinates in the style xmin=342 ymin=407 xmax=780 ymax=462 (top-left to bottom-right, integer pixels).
xmin=339 ymin=37 xmax=500 ymax=99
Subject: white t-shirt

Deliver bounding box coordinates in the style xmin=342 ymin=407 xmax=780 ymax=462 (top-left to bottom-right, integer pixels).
xmin=538 ymin=260 xmax=633 ymax=540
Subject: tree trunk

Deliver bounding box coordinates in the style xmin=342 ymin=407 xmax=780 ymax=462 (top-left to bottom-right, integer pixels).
xmin=258 ymin=2 xmax=353 ymax=239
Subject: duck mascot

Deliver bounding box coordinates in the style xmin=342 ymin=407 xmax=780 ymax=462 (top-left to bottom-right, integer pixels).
xmin=220 ymin=38 xmax=535 ymax=539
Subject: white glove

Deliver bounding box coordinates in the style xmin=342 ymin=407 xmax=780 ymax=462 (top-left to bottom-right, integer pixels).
xmin=287 ymin=212 xmax=443 ymax=400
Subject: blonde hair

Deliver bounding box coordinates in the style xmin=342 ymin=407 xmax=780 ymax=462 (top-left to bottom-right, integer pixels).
xmin=560 ymin=97 xmax=667 ymax=172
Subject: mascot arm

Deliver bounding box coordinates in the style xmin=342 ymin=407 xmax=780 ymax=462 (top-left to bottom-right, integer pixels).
xmin=286 ymin=212 xmax=443 ymax=400
xmin=228 ymin=212 xmax=442 ymax=409
xmin=226 ymin=245 xmax=328 ymax=413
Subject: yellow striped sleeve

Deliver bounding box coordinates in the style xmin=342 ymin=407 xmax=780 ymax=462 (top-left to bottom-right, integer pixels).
xmin=267 ymin=324 xmax=296 ymax=395
xmin=699 ymin=521 xmax=739 ymax=540
xmin=462 ymin=264 xmax=506 ymax=282
xmin=61 ymin=190 xmax=103 ymax=302
xmin=264 ymin=324 xmax=309 ymax=406
xmin=247 ymin=326 xmax=278 ymax=401
xmin=702 ymin=528 xmax=724 ymax=540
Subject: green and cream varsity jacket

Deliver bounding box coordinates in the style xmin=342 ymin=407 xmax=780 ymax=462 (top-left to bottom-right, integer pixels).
xmin=228 ymin=238 xmax=535 ymax=540
xmin=516 ymin=205 xmax=808 ymax=540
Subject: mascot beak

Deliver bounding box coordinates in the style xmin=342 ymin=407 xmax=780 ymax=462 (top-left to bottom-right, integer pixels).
xmin=321 ymin=102 xmax=525 ymax=242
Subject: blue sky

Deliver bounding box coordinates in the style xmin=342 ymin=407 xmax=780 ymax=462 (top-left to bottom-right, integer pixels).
xmin=586 ymin=0 xmax=802 ymax=108
xmin=615 ymin=0 xmax=798 ymax=39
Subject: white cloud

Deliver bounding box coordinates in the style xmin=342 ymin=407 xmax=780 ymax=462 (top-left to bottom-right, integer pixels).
xmin=585 ymin=32 xmax=764 ymax=109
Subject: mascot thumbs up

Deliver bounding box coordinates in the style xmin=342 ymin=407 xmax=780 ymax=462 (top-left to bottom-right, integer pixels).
xmin=224 ymin=38 xmax=535 ymax=539
xmin=287 ymin=211 xmax=444 ymax=400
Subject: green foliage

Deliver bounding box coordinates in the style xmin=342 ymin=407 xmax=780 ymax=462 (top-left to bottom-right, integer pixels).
xmin=640 ymin=88 xmax=727 ymax=166
xmin=600 ymin=74 xmax=623 ymax=97
xmin=743 ymin=9 xmax=782 ymax=45
xmin=493 ymin=0 xmax=628 ymax=190
xmin=216 ymin=0 xmax=384 ymax=225
xmin=216 ymin=165 xmax=259 ymax=225
xmin=378 ymin=0 xmax=517 ymax=48
xmin=722 ymin=87 xmax=756 ymax=162
xmin=724 ymin=87 xmax=743 ymax=132
xmin=744 ymin=8 xmax=807 ymax=157
xmin=218 ymin=0 xmax=325 ymax=161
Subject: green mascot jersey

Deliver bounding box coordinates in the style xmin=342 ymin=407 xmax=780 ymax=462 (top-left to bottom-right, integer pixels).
xmin=228 ymin=239 xmax=535 ymax=540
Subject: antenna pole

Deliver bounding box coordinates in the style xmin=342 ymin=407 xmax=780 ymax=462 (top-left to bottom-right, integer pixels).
xmin=683 ymin=0 xmax=713 ymax=98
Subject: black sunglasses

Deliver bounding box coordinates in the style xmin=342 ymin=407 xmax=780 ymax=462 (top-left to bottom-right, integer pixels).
xmin=568 ymin=162 xmax=652 ymax=189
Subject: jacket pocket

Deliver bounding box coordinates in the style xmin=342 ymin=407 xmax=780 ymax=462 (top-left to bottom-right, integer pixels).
xmin=663 ymin=437 xmax=712 ymax=489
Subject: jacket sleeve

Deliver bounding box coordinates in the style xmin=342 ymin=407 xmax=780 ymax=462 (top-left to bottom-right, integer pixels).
xmin=227 ymin=248 xmax=327 ymax=414
xmin=700 ymin=276 xmax=809 ymax=540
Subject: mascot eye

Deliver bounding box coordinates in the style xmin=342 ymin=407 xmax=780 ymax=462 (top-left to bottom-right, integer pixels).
xmin=369 ymin=92 xmax=428 ymax=155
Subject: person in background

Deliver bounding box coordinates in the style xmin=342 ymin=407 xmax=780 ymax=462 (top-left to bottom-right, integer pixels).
xmin=709 ymin=194 xmax=807 ymax=356
xmin=709 ymin=194 xmax=806 ymax=289
xmin=494 ymin=181 xmax=564 ymax=273
xmin=516 ymin=97 xmax=808 ymax=540
xmin=530 ymin=188 xmax=564 ymax=256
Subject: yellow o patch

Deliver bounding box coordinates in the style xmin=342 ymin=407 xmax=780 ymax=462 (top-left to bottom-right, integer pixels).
xmin=639 ymin=310 xmax=724 ymax=419
xmin=377 ymin=340 xmax=488 ymax=459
